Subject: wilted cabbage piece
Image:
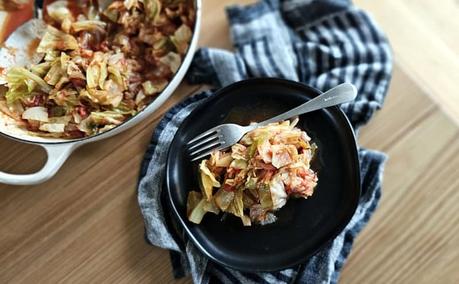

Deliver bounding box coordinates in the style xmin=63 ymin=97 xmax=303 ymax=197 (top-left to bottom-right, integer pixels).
xmin=199 ymin=160 xmax=221 ymax=201
xmin=160 ymin=52 xmax=181 ymax=73
xmin=230 ymin=159 xmax=248 ymax=170
xmin=44 ymin=60 xmax=63 ymax=86
xmin=0 ymin=100 xmax=23 ymax=120
xmin=187 ymin=191 xmax=202 ymax=217
xmin=231 ymin=143 xmax=247 ymax=160
xmin=46 ymin=0 xmax=73 ymax=23
xmin=72 ymin=21 xmax=107 ymax=33
xmin=188 ymin=199 xmax=207 ymax=224
xmin=269 ymin=175 xmax=287 ymax=210
xmin=143 ymin=0 xmax=162 ymax=23
xmin=227 ymin=189 xmax=244 ymax=218
xmin=22 ymin=106 xmax=49 ymax=122
xmin=209 ymin=151 xmax=233 ymax=168
xmin=203 ymin=200 xmax=220 ymax=215
xmin=258 ymin=183 xmax=273 ymax=209
xmin=67 ymin=61 xmax=85 ymax=80
xmin=6 ymin=67 xmax=51 ymax=104
xmin=86 ymin=52 xmax=108 ymax=89
xmin=107 ymin=66 xmax=126 ymax=89
xmin=83 ymin=87 xmax=123 ymax=107
xmin=187 ymin=195 xmax=221 ymax=225
xmin=39 ymin=122 xmax=66 ymax=133
xmin=37 ymin=26 xmax=79 ymax=53
xmin=170 ymin=24 xmax=192 ymax=54
xmin=49 ymin=89 xmax=79 ymax=107
xmin=102 ymin=2 xmax=122 ymax=22
xmin=31 ymin=62 xmax=52 ymax=77
xmin=187 ymin=120 xmax=319 ymax=226
xmin=78 ymin=111 xmax=126 ymax=135
xmin=241 ymin=215 xmax=251 ymax=226
xmin=142 ymin=81 xmax=158 ymax=95
xmin=214 ymin=188 xmax=235 ymax=211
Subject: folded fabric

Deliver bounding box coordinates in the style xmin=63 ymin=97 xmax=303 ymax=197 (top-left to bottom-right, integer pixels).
xmin=138 ymin=0 xmax=392 ymax=283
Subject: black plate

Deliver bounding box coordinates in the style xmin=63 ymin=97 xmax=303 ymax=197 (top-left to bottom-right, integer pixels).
xmin=166 ymin=78 xmax=360 ymax=271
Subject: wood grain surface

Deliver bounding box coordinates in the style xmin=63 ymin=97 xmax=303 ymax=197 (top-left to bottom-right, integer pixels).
xmin=1 ymin=1 xmax=458 ymax=283
xmin=354 ymin=0 xmax=459 ymax=125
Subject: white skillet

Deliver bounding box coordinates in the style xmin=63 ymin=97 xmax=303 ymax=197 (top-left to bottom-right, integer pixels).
xmin=0 ymin=0 xmax=202 ymax=185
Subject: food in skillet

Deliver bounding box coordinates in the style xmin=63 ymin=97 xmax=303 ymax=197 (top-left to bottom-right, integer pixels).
xmin=187 ymin=119 xmax=319 ymax=226
xmin=0 ymin=0 xmax=29 ymax=11
xmin=0 ymin=0 xmax=195 ymax=138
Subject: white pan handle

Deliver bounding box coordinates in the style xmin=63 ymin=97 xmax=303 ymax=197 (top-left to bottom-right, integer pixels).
xmin=0 ymin=143 xmax=78 ymax=186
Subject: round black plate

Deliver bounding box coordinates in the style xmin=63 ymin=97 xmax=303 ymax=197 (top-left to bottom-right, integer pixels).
xmin=166 ymin=78 xmax=360 ymax=272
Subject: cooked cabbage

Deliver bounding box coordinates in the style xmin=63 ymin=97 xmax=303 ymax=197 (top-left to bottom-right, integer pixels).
xmin=46 ymin=0 xmax=72 ymax=23
xmin=159 ymin=52 xmax=181 ymax=73
xmin=72 ymin=20 xmax=107 ymax=33
xmin=187 ymin=120 xmax=319 ymax=226
xmin=36 ymin=26 xmax=79 ymax=53
xmin=1 ymin=0 xmax=195 ymax=138
xmin=199 ymin=160 xmax=221 ymax=201
xmin=143 ymin=0 xmax=162 ymax=23
xmin=187 ymin=191 xmax=221 ymax=224
xmin=22 ymin=106 xmax=49 ymax=122
xmin=171 ymin=24 xmax=192 ymax=54
xmin=6 ymin=67 xmax=51 ymax=104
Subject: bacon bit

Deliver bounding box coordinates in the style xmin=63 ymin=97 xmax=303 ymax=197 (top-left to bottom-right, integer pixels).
xmin=298 ymin=168 xmax=308 ymax=178
xmin=70 ymin=78 xmax=86 ymax=88
xmin=32 ymin=96 xmax=42 ymax=106
xmin=212 ymin=167 xmax=225 ymax=176
xmin=259 ymin=170 xmax=274 ymax=182
xmin=223 ymin=183 xmax=235 ymax=192
xmin=225 ymin=167 xmax=241 ymax=180
xmin=76 ymin=106 xmax=89 ymax=119
xmin=29 ymin=94 xmax=45 ymax=107
xmin=254 ymin=161 xmax=276 ymax=171
xmin=26 ymin=120 xmax=40 ymax=131
xmin=80 ymin=48 xmax=94 ymax=58
xmin=158 ymin=21 xmax=177 ymax=36
xmin=123 ymin=98 xmax=136 ymax=109
xmin=66 ymin=130 xmax=85 ymax=138
xmin=99 ymin=40 xmax=110 ymax=52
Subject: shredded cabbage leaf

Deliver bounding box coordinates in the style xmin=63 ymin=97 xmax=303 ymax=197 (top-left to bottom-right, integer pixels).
xmin=5 ymin=67 xmax=51 ymax=104
xmin=72 ymin=20 xmax=107 ymax=33
xmin=36 ymin=26 xmax=79 ymax=53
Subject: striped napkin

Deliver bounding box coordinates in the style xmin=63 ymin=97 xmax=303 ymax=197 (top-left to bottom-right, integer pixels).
xmin=138 ymin=0 xmax=392 ymax=283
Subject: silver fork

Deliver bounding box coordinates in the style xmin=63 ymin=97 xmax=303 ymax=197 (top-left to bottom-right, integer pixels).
xmin=187 ymin=82 xmax=358 ymax=161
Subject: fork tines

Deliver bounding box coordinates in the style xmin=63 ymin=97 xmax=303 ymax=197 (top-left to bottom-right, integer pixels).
xmin=187 ymin=128 xmax=225 ymax=161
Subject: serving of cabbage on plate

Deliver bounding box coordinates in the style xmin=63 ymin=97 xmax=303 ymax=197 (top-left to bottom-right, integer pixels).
xmin=187 ymin=119 xmax=319 ymax=226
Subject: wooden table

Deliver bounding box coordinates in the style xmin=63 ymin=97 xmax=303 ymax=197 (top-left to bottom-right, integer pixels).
xmin=1 ymin=1 xmax=458 ymax=283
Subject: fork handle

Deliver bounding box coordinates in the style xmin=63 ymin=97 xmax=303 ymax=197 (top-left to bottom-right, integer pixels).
xmin=256 ymin=83 xmax=357 ymax=127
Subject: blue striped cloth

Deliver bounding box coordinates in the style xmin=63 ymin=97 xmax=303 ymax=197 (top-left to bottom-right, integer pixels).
xmin=137 ymin=0 xmax=392 ymax=283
